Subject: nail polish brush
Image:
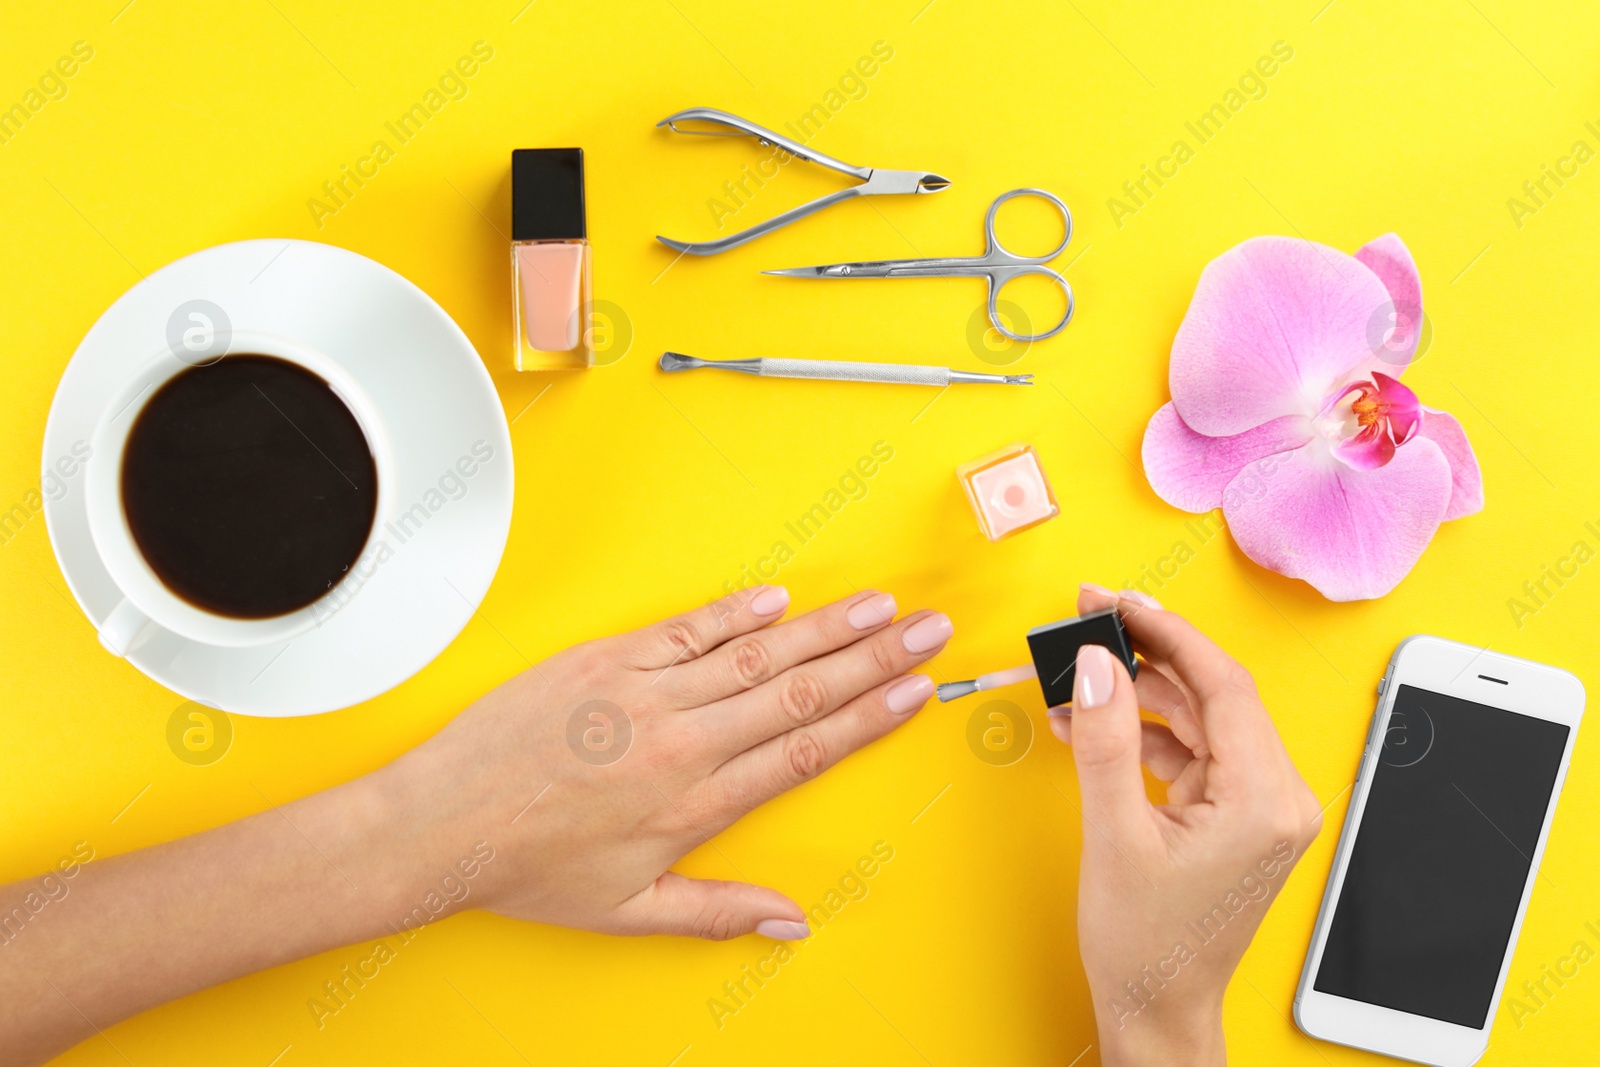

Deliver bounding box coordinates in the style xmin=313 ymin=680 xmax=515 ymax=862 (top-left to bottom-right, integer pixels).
xmin=937 ymin=663 xmax=1036 ymax=702
xmin=937 ymin=609 xmax=1140 ymax=705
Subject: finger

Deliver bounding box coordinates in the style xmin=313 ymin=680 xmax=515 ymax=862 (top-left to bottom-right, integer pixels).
xmin=1166 ymin=754 xmax=1214 ymax=807
xmin=665 ymin=590 xmax=899 ymax=707
xmin=1079 ymin=584 xmax=1205 ymax=733
xmin=1139 ymin=720 xmax=1197 ymax=783
xmin=1078 ymin=583 xmax=1234 ymax=699
xmin=1059 ymin=599 xmax=1207 ymax=755
xmin=1131 ymin=660 xmax=1209 ymax=757
xmin=706 ymin=673 xmax=935 ymax=812
xmin=611 ymin=872 xmax=810 ymax=941
xmin=619 ymin=586 xmax=792 ymax=671
xmin=1066 ymin=644 xmax=1152 ymax=836
xmin=1077 ymin=582 xmax=1263 ymax=757
xmin=699 ymin=611 xmax=951 ymax=758
xmin=1048 ymin=714 xmax=1196 ymax=783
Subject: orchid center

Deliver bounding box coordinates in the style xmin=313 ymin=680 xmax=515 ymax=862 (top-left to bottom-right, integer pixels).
xmin=1316 ymin=371 xmax=1422 ymax=471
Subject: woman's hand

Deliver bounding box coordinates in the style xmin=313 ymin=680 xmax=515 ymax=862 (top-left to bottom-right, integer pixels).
xmin=0 ymin=586 xmax=949 ymax=1067
xmin=368 ymin=585 xmax=950 ymax=939
xmin=1052 ymin=585 xmax=1322 ymax=1067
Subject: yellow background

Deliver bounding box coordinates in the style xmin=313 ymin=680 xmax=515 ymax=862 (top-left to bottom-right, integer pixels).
xmin=3 ymin=1 xmax=1598 ymax=1063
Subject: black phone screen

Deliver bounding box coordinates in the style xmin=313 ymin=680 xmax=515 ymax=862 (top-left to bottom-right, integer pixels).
xmin=1313 ymin=684 xmax=1569 ymax=1027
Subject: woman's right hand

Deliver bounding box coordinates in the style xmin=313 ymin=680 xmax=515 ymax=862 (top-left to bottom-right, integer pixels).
xmin=1052 ymin=585 xmax=1324 ymax=1066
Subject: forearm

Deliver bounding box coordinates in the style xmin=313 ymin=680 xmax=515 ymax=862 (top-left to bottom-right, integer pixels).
xmin=0 ymin=771 xmax=418 ymax=1067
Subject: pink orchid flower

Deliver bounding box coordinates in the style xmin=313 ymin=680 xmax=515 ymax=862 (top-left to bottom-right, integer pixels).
xmin=1141 ymin=234 xmax=1483 ymax=601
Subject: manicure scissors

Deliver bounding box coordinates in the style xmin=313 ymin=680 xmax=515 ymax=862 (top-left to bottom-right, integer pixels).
xmin=655 ymin=107 xmax=950 ymax=256
xmin=765 ymin=188 xmax=1076 ymax=342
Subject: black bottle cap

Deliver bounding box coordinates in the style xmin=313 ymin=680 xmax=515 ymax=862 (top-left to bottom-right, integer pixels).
xmin=1026 ymin=608 xmax=1139 ymax=708
xmin=512 ymin=148 xmax=586 ymax=241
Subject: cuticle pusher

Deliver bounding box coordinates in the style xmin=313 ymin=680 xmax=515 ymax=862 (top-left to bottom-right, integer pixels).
xmin=658 ymin=351 xmax=1031 ymax=386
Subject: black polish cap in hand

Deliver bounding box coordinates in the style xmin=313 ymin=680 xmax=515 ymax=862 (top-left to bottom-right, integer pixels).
xmin=1027 ymin=608 xmax=1139 ymax=708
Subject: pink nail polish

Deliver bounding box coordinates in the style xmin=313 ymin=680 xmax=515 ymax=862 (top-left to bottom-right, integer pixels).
xmin=1080 ymin=582 xmax=1117 ymax=598
xmin=1046 ymin=704 xmax=1073 ymax=717
xmin=847 ymin=592 xmax=897 ymax=630
xmin=512 ymin=149 xmax=593 ymax=371
xmin=749 ymin=586 xmax=789 ymax=617
xmin=884 ymin=674 xmax=934 ymax=714
xmin=957 ymin=443 xmax=1059 ymax=541
xmin=1075 ymin=645 xmax=1114 ymax=709
xmin=755 ymin=919 xmax=810 ymax=940
xmin=901 ymin=613 xmax=953 ymax=654
xmin=1122 ymin=589 xmax=1162 ymax=610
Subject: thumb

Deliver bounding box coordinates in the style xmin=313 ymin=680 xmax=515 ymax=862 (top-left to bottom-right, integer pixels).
xmin=1065 ymin=644 xmax=1150 ymax=835
xmin=614 ymin=872 xmax=811 ymax=941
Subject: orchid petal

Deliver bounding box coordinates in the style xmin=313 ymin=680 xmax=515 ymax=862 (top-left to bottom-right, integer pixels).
xmin=1142 ymin=404 xmax=1314 ymax=512
xmin=1417 ymin=407 xmax=1484 ymax=520
xmin=1354 ymin=234 xmax=1423 ymax=376
xmin=1170 ymin=236 xmax=1393 ymax=437
xmin=1372 ymin=372 xmax=1421 ymax=443
xmin=1317 ymin=380 xmax=1370 ymax=419
xmin=1222 ymin=437 xmax=1454 ymax=600
xmin=1331 ymin=421 xmax=1397 ymax=471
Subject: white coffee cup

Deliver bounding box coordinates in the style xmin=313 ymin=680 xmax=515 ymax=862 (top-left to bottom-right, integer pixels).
xmin=85 ymin=330 xmax=394 ymax=656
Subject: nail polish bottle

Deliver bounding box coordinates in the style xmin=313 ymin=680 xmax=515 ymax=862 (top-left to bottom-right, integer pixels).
xmin=957 ymin=442 xmax=1060 ymax=541
xmin=511 ymin=148 xmax=591 ymax=371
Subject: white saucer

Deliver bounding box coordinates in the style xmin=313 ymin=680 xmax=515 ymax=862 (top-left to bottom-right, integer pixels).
xmin=42 ymin=239 xmax=514 ymax=716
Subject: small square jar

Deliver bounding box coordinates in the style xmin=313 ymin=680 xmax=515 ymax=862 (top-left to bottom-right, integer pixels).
xmin=957 ymin=443 xmax=1059 ymax=541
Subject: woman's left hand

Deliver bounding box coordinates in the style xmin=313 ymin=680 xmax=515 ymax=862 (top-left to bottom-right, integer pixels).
xmin=0 ymin=585 xmax=949 ymax=1067
xmin=370 ymin=584 xmax=951 ymax=940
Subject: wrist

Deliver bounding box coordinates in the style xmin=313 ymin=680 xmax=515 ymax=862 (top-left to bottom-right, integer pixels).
xmin=290 ymin=766 xmax=438 ymax=936
xmin=1096 ymin=997 xmax=1225 ymax=1067
xmin=341 ymin=755 xmax=500 ymax=928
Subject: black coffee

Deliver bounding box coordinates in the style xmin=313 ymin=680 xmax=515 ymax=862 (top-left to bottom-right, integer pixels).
xmin=121 ymin=354 xmax=378 ymax=619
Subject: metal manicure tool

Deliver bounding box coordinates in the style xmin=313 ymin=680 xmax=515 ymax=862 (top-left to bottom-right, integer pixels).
xmin=654 ymin=107 xmax=950 ymax=256
xmin=766 ymin=188 xmax=1076 ymax=342
xmin=658 ymin=351 xmax=1031 ymax=386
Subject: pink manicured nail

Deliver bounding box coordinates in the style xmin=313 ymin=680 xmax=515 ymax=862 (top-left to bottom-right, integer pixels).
xmin=1122 ymin=589 xmax=1163 ymax=610
xmin=1075 ymin=645 xmax=1114 ymax=709
xmin=901 ymin=613 xmax=953 ymax=654
xmin=1046 ymin=705 xmax=1073 ymax=717
xmin=884 ymin=674 xmax=934 ymax=715
xmin=749 ymin=586 xmax=790 ymax=617
xmin=1080 ymin=582 xmax=1117 ymax=598
xmin=847 ymin=592 xmax=897 ymax=630
xmin=755 ymin=919 xmax=810 ymax=940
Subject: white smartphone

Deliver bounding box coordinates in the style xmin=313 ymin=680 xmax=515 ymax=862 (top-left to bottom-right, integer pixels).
xmin=1295 ymin=636 xmax=1583 ymax=1066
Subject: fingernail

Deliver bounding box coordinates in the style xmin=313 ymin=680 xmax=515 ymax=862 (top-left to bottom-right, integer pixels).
xmin=900 ymin=613 xmax=953 ymax=654
xmin=1080 ymin=582 xmax=1117 ymax=598
xmin=1046 ymin=705 xmax=1073 ymax=717
xmin=1122 ymin=589 xmax=1163 ymax=610
xmin=847 ymin=592 xmax=897 ymax=630
xmin=749 ymin=586 xmax=790 ymax=617
xmin=755 ymin=919 xmax=810 ymax=940
xmin=885 ymin=674 xmax=934 ymax=715
xmin=1075 ymin=645 xmax=1114 ymax=709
